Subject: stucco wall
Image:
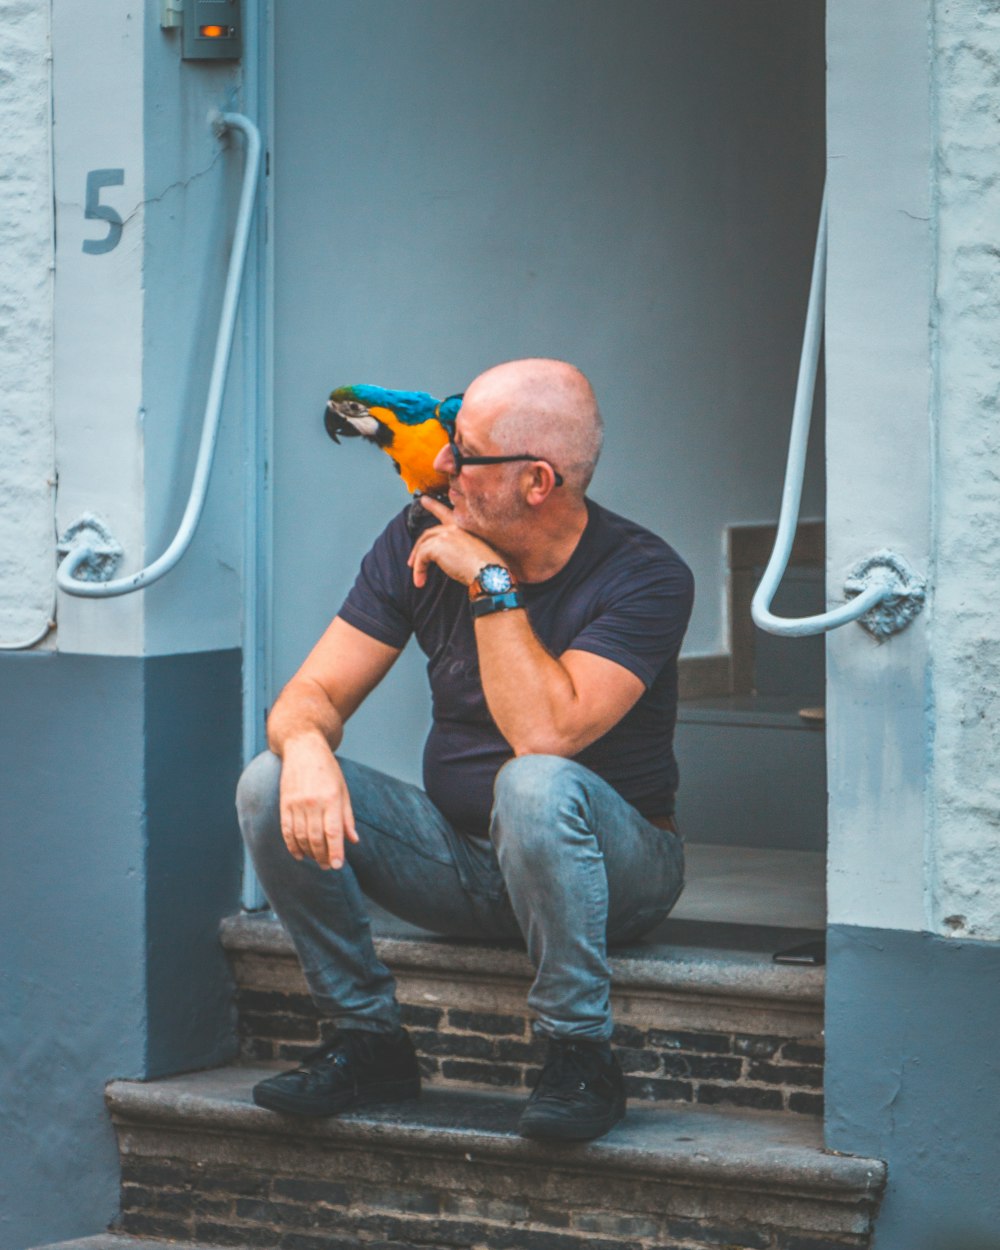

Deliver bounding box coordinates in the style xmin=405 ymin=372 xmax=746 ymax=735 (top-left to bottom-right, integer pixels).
xmin=824 ymin=6 xmax=1000 ymax=1246
xmin=825 ymin=0 xmax=934 ymax=935
xmin=0 ymin=0 xmax=55 ymax=648
xmin=52 ymin=0 xmax=246 ymax=659
xmin=1 ymin=5 xmax=252 ymax=1245
xmin=827 ymin=0 xmax=1000 ymax=943
xmin=928 ymin=1 xmax=1000 ymax=940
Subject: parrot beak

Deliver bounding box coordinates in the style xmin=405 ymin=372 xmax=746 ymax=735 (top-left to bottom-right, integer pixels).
xmin=324 ymin=399 xmax=367 ymax=444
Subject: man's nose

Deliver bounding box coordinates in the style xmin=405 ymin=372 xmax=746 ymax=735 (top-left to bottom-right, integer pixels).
xmin=434 ymin=441 xmax=455 ymax=475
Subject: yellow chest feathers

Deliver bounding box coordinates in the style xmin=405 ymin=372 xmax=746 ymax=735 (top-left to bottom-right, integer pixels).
xmin=370 ymin=406 xmax=450 ymax=495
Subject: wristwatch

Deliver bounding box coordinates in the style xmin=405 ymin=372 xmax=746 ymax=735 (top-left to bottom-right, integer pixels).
xmin=468 ymin=563 xmax=524 ymax=618
xmin=469 ymin=563 xmax=516 ymax=598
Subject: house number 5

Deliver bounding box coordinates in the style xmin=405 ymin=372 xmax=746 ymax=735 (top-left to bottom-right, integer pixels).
xmin=82 ymin=169 xmax=125 ymax=255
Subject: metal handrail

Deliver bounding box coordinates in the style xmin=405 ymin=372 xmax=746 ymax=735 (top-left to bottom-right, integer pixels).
xmin=56 ymin=112 xmax=261 ymax=598
xmin=751 ymin=183 xmax=925 ymax=640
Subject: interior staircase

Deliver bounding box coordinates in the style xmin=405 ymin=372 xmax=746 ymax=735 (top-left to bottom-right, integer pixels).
xmin=31 ymin=847 xmax=885 ymax=1250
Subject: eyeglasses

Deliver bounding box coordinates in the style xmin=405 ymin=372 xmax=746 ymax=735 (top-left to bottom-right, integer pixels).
xmin=446 ymin=435 xmax=564 ymax=487
xmin=441 ymin=394 xmax=564 ymax=487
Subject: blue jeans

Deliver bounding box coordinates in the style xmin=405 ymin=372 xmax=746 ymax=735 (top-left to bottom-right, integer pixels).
xmin=236 ymin=752 xmax=685 ymax=1042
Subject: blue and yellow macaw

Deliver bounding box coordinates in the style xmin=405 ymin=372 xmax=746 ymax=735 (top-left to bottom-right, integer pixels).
xmin=324 ymin=384 xmax=464 ymax=499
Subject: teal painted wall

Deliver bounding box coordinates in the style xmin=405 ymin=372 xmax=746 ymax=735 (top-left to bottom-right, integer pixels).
xmin=826 ymin=925 xmax=1000 ymax=1250
xmin=270 ymin=0 xmax=827 ymax=787
xmin=0 ymin=650 xmax=243 ymax=1249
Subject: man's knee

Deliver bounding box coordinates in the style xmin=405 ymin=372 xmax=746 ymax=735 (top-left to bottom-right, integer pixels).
xmin=236 ymin=750 xmax=283 ymax=856
xmin=490 ymin=754 xmax=590 ymax=861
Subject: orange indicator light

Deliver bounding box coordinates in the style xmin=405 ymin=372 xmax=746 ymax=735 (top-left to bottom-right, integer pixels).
xmin=200 ymin=24 xmax=230 ymax=38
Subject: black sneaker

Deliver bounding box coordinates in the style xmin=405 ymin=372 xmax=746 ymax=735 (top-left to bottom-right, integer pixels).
xmin=518 ymin=1037 xmax=626 ymax=1142
xmin=252 ymin=1027 xmax=420 ymax=1117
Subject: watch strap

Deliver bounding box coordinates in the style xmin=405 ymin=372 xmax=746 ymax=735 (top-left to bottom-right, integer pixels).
xmin=470 ymin=589 xmax=525 ymax=618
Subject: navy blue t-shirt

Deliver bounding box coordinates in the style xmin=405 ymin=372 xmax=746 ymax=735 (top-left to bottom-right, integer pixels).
xmin=339 ymin=500 xmax=694 ymax=838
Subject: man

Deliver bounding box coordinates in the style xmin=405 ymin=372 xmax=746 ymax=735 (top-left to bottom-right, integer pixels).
xmin=237 ymin=358 xmax=693 ymax=1142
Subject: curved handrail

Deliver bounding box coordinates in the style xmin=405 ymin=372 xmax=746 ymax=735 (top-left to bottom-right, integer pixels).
xmin=56 ymin=112 xmax=261 ymax=598
xmin=750 ymin=184 xmax=921 ymax=639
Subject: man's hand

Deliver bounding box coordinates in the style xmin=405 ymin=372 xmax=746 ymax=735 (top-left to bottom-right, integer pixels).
xmin=407 ymin=495 xmax=501 ymax=588
xmin=278 ymin=734 xmax=358 ymax=870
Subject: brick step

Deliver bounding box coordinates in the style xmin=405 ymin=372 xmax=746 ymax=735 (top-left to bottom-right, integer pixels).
xmin=106 ymin=1065 xmax=883 ymax=1250
xmin=221 ymin=904 xmax=826 ymax=1118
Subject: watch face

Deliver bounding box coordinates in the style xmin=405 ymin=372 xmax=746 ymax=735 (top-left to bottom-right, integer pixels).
xmin=479 ymin=564 xmax=513 ymax=594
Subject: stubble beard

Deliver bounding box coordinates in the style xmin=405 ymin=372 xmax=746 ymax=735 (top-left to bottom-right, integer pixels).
xmin=451 ymin=475 xmax=527 ymax=555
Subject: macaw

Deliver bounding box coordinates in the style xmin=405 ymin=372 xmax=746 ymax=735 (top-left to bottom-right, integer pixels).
xmin=324 ymin=384 xmax=463 ymax=499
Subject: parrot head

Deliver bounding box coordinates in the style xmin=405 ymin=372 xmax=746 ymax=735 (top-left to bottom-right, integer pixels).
xmin=323 ymin=384 xmax=464 ymax=498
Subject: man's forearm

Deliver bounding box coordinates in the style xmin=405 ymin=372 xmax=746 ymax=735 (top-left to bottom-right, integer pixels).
xmin=474 ymin=610 xmax=581 ymax=756
xmin=266 ymin=677 xmax=345 ymax=758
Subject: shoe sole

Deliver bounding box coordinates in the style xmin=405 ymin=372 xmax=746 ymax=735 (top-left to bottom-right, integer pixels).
xmin=518 ymin=1099 xmax=626 ymax=1142
xmin=252 ymin=1075 xmax=421 ymax=1118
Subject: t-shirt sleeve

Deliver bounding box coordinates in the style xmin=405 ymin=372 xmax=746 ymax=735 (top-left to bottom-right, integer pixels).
xmin=566 ymin=550 xmax=694 ymax=688
xmin=337 ymin=510 xmax=416 ymax=650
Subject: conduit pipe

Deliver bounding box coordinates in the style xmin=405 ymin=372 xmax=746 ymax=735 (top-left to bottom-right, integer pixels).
xmin=751 ymin=184 xmax=925 ymax=640
xmin=56 ymin=112 xmax=261 ymax=598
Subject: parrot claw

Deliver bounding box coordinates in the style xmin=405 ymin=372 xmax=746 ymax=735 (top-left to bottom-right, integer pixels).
xmin=405 ymin=492 xmax=452 ymax=538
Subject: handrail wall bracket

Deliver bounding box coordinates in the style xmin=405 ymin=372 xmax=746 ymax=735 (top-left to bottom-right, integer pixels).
xmin=56 ymin=513 xmax=123 ymax=584
xmin=844 ymin=550 xmax=926 ymax=640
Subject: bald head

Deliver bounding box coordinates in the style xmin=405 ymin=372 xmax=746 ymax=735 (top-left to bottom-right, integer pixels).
xmin=464 ymin=359 xmax=604 ymax=494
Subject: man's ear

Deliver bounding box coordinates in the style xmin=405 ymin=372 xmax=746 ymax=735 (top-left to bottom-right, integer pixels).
xmin=524 ymin=462 xmax=558 ymax=506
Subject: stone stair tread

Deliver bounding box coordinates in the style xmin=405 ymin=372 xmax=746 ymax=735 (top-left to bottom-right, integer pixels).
xmin=107 ymin=1065 xmax=880 ymax=1197
xmin=29 ymin=1237 xmax=233 ymax=1250
xmin=221 ymin=909 xmax=825 ymax=1005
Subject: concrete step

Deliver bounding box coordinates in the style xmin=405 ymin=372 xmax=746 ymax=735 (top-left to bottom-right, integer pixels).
xmin=107 ymin=1065 xmax=883 ymax=1250
xmin=222 ymin=873 xmax=827 ymax=1118
xmin=29 ymin=1238 xmax=232 ymax=1250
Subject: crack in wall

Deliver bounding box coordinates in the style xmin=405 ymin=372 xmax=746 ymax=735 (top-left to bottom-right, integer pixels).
xmin=55 ymin=146 xmax=227 ymax=228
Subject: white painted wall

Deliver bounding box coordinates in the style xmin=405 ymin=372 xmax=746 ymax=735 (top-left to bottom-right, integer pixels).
xmin=51 ymin=0 xmax=247 ymax=658
xmin=0 ymin=0 xmax=55 ymax=648
xmin=825 ymin=0 xmax=934 ymax=935
xmin=52 ymin=0 xmax=147 ymax=656
xmin=927 ymin=2 xmax=1000 ymax=940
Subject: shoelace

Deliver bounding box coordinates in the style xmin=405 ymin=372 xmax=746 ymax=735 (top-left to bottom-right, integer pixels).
xmin=533 ymin=1041 xmax=607 ymax=1099
xmin=294 ymin=1030 xmax=374 ymax=1075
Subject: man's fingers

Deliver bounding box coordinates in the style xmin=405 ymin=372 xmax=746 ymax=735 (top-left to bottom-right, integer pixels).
xmin=279 ymin=805 xmax=303 ymax=859
xmin=291 ymin=805 xmax=311 ymax=863
xmin=342 ymin=789 xmax=359 ymax=845
xmin=305 ymin=800 xmax=329 ymax=868
xmin=410 ymin=538 xmax=433 ymax=588
xmin=418 ymin=494 xmax=451 ymax=521
xmin=322 ymin=806 xmax=345 ymax=870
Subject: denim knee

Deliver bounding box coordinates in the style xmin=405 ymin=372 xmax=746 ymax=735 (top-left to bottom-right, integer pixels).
xmin=490 ymin=754 xmax=590 ymax=863
xmin=235 ymin=750 xmax=284 ymax=864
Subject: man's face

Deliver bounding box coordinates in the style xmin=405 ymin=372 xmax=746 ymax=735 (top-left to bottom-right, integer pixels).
xmin=434 ymin=394 xmax=526 ymax=540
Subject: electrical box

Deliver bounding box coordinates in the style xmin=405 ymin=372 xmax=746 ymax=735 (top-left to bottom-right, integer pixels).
xmin=182 ymin=0 xmax=241 ymax=61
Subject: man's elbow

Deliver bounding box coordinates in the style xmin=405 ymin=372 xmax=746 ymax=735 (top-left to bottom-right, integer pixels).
xmin=510 ymin=728 xmax=583 ymax=759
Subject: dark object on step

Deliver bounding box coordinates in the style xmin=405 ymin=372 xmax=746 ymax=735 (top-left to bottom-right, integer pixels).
xmin=773 ymin=938 xmax=826 ymax=966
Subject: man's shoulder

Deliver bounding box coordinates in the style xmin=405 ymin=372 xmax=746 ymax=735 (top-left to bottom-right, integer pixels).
xmin=586 ymin=499 xmax=691 ymax=576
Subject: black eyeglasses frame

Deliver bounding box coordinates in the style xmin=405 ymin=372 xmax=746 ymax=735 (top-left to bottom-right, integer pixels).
xmin=446 ymin=433 xmax=564 ymax=488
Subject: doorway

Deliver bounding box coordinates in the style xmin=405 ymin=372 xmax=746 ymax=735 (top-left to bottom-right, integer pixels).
xmin=267 ymin=1 xmax=827 ymax=912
